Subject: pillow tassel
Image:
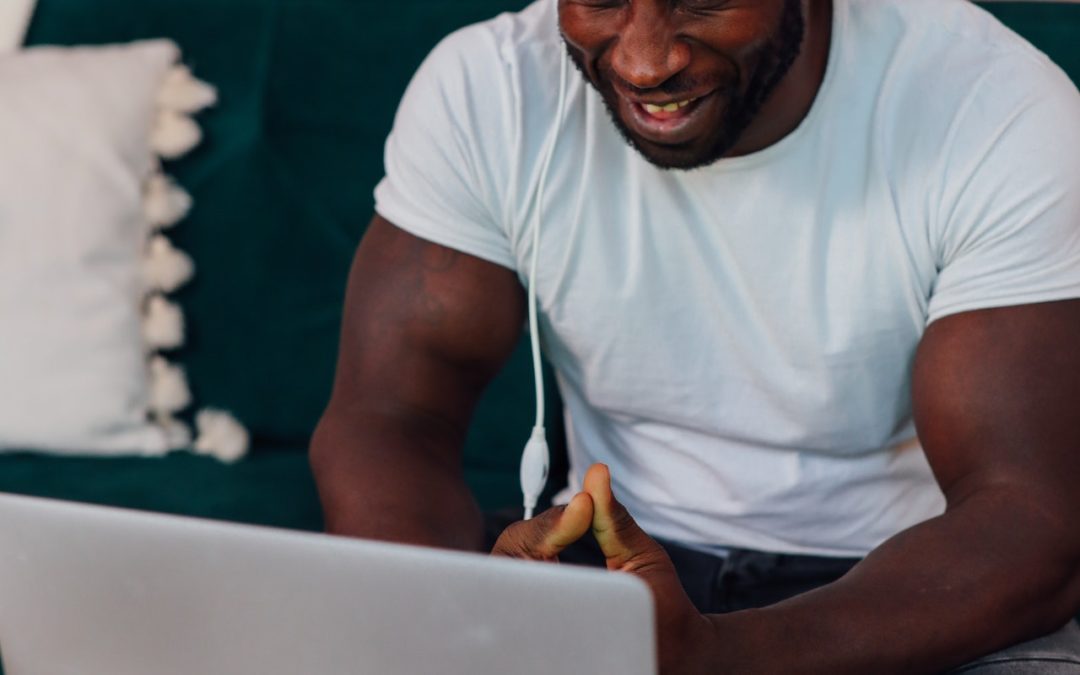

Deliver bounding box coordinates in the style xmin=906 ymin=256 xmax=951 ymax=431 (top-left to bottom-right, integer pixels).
xmin=193 ymin=409 xmax=250 ymax=463
xmin=143 ymin=234 xmax=194 ymax=293
xmin=148 ymin=355 xmax=192 ymax=417
xmin=156 ymin=64 xmax=218 ymax=114
xmin=160 ymin=417 xmax=193 ymax=452
xmin=142 ymin=294 xmax=185 ymax=351
xmin=143 ymin=172 xmax=193 ymax=229
xmin=151 ymin=109 xmax=202 ymax=159
xmin=147 ymin=356 xmax=193 ymax=453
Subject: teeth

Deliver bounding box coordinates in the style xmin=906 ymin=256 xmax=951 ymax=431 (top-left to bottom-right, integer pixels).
xmin=643 ymin=100 xmax=694 ymax=115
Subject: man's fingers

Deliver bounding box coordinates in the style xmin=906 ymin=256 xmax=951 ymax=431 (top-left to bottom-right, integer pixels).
xmin=582 ymin=464 xmax=709 ymax=675
xmin=583 ymin=463 xmax=662 ymax=570
xmin=545 ymin=492 xmax=595 ymax=550
xmin=491 ymin=492 xmax=594 ymax=561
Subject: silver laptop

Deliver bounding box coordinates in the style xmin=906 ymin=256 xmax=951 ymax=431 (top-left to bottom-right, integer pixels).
xmin=0 ymin=493 xmax=655 ymax=675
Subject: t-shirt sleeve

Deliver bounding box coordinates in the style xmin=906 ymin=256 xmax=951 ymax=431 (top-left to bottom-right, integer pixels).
xmin=927 ymin=55 xmax=1080 ymax=324
xmin=374 ymin=26 xmax=517 ymax=271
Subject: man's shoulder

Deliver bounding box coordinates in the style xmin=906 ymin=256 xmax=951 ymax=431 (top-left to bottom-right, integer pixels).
xmin=840 ymin=0 xmax=1079 ymax=165
xmin=848 ymin=0 xmax=1072 ymax=90
xmin=420 ymin=0 xmax=559 ymax=93
xmin=395 ymin=0 xmax=565 ymax=184
xmin=853 ymin=0 xmax=1035 ymax=48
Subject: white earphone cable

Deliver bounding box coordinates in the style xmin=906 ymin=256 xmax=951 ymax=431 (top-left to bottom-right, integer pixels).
xmin=521 ymin=47 xmax=570 ymax=521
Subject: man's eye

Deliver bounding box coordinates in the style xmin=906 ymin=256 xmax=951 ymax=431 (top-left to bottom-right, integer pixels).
xmin=678 ymin=0 xmax=731 ymax=12
xmin=570 ymin=0 xmax=625 ymax=8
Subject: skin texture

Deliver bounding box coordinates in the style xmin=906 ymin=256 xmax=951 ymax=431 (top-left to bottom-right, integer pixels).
xmin=310 ymin=215 xmax=525 ymax=550
xmin=310 ymin=0 xmax=1080 ymax=671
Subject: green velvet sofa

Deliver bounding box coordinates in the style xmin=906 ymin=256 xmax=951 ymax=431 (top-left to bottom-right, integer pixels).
xmin=4 ymin=1 xmax=1079 ymax=536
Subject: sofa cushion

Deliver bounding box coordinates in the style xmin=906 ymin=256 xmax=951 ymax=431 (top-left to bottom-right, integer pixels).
xmin=0 ymin=440 xmax=553 ymax=528
xmin=0 ymin=445 xmax=323 ymax=529
xmin=0 ymin=39 xmax=207 ymax=456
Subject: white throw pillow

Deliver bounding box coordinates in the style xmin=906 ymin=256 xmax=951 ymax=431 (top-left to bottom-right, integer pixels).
xmin=0 ymin=0 xmax=36 ymax=53
xmin=0 ymin=39 xmax=214 ymax=455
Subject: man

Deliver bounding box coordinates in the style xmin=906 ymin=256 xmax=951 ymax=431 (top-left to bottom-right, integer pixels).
xmin=310 ymin=0 xmax=1080 ymax=672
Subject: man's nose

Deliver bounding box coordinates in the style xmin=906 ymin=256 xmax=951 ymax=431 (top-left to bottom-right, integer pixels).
xmin=610 ymin=5 xmax=691 ymax=90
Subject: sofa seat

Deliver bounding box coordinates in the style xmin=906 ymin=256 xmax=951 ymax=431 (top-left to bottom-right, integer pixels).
xmin=0 ymin=445 xmax=539 ymax=531
xmin=0 ymin=447 xmax=324 ymax=531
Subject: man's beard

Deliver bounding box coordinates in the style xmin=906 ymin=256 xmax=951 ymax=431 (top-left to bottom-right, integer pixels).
xmin=566 ymin=0 xmax=807 ymax=171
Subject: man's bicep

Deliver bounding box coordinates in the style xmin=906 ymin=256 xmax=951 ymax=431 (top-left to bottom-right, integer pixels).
xmin=912 ymin=300 xmax=1080 ymax=511
xmin=328 ymin=214 xmax=527 ymax=436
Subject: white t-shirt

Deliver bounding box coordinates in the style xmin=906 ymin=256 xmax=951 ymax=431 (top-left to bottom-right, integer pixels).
xmin=374 ymin=0 xmax=1080 ymax=557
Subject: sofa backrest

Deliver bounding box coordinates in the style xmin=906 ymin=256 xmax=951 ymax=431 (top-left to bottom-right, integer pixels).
xmin=24 ymin=0 xmax=1080 ymax=508
xmin=981 ymin=1 xmax=1080 ymax=77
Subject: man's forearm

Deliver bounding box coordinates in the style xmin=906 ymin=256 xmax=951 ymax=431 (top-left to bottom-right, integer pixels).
xmin=309 ymin=408 xmax=484 ymax=551
xmin=696 ymin=488 xmax=1080 ymax=674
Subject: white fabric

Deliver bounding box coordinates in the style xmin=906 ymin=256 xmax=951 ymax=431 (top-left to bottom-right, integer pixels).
xmin=0 ymin=0 xmax=36 ymax=53
xmin=375 ymin=0 xmax=1080 ymax=556
xmin=0 ymin=40 xmax=183 ymax=454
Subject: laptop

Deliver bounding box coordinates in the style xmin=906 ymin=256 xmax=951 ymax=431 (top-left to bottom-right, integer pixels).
xmin=0 ymin=493 xmax=655 ymax=675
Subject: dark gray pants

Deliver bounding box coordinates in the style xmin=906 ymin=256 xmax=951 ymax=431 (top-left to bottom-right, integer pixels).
xmin=485 ymin=512 xmax=1080 ymax=673
xmin=954 ymin=623 xmax=1080 ymax=673
xmin=652 ymin=544 xmax=1080 ymax=674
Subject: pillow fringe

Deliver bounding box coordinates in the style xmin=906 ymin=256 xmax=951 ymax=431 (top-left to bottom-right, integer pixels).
xmin=143 ymin=173 xmax=192 ymax=229
xmin=193 ymin=409 xmax=251 ymax=464
xmin=140 ymin=57 xmax=249 ymax=461
xmin=148 ymin=355 xmax=192 ymax=418
xmin=156 ymin=64 xmax=218 ymax=113
xmin=151 ymin=109 xmax=203 ymax=159
xmin=143 ymin=234 xmax=194 ymax=294
xmin=142 ymin=294 xmax=185 ymax=351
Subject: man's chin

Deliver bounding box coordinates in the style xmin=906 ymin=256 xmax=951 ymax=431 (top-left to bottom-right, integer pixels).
xmin=630 ymin=140 xmax=717 ymax=171
xmin=604 ymin=101 xmax=739 ymax=171
xmin=618 ymin=127 xmax=737 ymax=171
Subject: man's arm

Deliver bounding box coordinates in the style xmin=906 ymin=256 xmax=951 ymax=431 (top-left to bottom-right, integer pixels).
xmin=700 ymin=300 xmax=1080 ymax=673
xmin=494 ymin=300 xmax=1080 ymax=674
xmin=309 ymin=215 xmax=526 ymax=551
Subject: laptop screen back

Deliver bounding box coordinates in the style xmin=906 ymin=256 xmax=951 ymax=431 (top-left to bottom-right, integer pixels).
xmin=0 ymin=493 xmax=656 ymax=675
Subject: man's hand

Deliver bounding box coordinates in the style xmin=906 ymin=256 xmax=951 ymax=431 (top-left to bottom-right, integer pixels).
xmin=492 ymin=464 xmax=713 ymax=675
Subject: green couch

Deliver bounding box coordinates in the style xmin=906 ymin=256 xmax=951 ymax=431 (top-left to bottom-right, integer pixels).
xmin=5 ymin=1 xmax=1079 ymax=535
xmin=7 ymin=0 xmax=552 ymax=530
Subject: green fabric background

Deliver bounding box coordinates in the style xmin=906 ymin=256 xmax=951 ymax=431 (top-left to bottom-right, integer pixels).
xmin=16 ymin=0 xmax=550 ymax=523
xmin=26 ymin=0 xmax=534 ymax=444
xmin=3 ymin=1 xmax=1077 ymax=534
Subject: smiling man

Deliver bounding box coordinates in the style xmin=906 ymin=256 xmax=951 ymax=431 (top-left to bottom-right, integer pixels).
xmin=310 ymin=0 xmax=1080 ymax=672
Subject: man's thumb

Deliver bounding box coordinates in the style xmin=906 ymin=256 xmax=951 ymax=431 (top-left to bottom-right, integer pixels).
xmin=583 ymin=464 xmax=659 ymax=570
xmin=491 ymin=492 xmax=594 ymax=561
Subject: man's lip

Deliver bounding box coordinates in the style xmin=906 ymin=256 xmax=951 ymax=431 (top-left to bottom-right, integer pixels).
xmin=616 ymin=88 xmax=720 ymax=145
xmin=614 ymin=85 xmax=716 ymax=108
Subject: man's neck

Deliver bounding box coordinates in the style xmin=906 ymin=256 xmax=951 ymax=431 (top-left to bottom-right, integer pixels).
xmin=726 ymin=0 xmax=834 ymax=159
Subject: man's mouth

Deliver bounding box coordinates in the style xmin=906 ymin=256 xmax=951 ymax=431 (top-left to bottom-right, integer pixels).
xmin=640 ymin=98 xmax=695 ymax=118
xmin=618 ymin=90 xmax=718 ymax=146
